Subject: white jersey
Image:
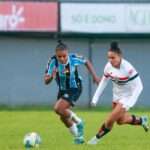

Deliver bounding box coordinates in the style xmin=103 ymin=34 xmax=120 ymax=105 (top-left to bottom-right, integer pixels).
xmin=92 ymin=58 xmax=143 ymax=110
xmin=104 ymin=58 xmax=139 ymax=98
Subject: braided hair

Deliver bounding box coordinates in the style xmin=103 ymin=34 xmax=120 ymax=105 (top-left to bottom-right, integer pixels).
xmin=55 ymin=40 xmax=68 ymax=51
xmin=109 ymin=41 xmax=122 ymax=55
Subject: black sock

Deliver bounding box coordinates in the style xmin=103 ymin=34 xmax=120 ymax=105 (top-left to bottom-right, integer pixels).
xmin=130 ymin=115 xmax=142 ymax=125
xmin=96 ymin=124 xmax=110 ymax=139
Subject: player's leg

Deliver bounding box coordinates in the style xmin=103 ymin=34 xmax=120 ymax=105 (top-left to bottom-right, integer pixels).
xmin=116 ymin=94 xmax=149 ymax=132
xmin=88 ymin=102 xmax=126 ymax=145
xmin=68 ymin=109 xmax=82 ymax=124
xmin=54 ymin=94 xmax=84 ymax=144
xmin=113 ymin=101 xmax=142 ymax=126
xmin=66 ymin=84 xmax=84 ymax=139
xmin=66 ymin=109 xmax=84 ymax=144
xmin=54 ymin=99 xmax=79 ymax=138
xmin=58 ymin=109 xmax=84 ymax=144
xmin=117 ymin=112 xmax=141 ymax=125
xmin=54 ymin=98 xmax=71 ymax=118
xmin=117 ymin=112 xmax=149 ymax=132
xmin=60 ymin=116 xmax=79 ymax=137
xmin=67 ymin=109 xmax=84 ymax=136
xmin=54 ymin=82 xmax=84 ymax=144
xmin=58 ymin=108 xmax=84 ymax=139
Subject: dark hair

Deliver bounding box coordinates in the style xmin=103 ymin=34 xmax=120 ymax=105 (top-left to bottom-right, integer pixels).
xmin=109 ymin=41 xmax=122 ymax=55
xmin=55 ymin=40 xmax=68 ymax=51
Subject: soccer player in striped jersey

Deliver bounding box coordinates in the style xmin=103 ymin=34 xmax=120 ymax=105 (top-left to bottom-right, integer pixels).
xmin=88 ymin=41 xmax=149 ymax=145
xmin=44 ymin=40 xmax=99 ymax=144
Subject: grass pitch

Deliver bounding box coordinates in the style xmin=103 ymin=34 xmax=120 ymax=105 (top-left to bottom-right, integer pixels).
xmin=0 ymin=107 xmax=150 ymax=150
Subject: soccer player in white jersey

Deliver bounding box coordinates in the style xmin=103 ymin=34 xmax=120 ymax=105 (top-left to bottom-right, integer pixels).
xmin=88 ymin=41 xmax=149 ymax=145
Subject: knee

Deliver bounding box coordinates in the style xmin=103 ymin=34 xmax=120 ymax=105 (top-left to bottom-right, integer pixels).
xmin=54 ymin=105 xmax=63 ymax=115
xmin=116 ymin=119 xmax=124 ymax=125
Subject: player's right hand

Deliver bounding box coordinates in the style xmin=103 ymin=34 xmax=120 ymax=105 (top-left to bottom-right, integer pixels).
xmin=44 ymin=74 xmax=52 ymax=85
xmin=93 ymin=76 xmax=101 ymax=85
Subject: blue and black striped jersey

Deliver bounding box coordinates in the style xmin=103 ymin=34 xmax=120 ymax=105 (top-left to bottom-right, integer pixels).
xmin=46 ymin=53 xmax=87 ymax=90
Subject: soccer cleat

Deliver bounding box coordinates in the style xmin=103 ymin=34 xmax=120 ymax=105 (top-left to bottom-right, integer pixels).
xmin=141 ymin=116 xmax=149 ymax=132
xmin=87 ymin=136 xmax=99 ymax=145
xmin=74 ymin=136 xmax=84 ymax=144
xmin=76 ymin=120 xmax=84 ymax=137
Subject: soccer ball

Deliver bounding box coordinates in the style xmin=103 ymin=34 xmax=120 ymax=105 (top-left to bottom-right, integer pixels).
xmin=23 ymin=132 xmax=41 ymax=148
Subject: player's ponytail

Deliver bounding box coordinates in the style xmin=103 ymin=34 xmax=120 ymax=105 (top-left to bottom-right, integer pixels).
xmin=55 ymin=40 xmax=68 ymax=51
xmin=109 ymin=41 xmax=122 ymax=55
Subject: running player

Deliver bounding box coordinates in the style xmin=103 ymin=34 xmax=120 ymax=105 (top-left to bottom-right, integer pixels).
xmin=44 ymin=40 xmax=99 ymax=144
xmin=88 ymin=41 xmax=149 ymax=145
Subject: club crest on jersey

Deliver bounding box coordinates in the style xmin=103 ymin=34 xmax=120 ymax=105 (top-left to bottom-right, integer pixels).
xmin=63 ymin=93 xmax=69 ymax=98
xmin=62 ymin=68 xmax=69 ymax=74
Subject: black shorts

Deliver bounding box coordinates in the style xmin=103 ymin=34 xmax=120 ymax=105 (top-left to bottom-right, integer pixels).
xmin=57 ymin=81 xmax=82 ymax=106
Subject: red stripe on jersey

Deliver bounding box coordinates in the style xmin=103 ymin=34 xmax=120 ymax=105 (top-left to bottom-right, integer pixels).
xmin=107 ymin=73 xmax=129 ymax=81
xmin=119 ymin=76 xmax=129 ymax=81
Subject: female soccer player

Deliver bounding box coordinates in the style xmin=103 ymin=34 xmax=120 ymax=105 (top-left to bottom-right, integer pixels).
xmin=88 ymin=41 xmax=149 ymax=145
xmin=44 ymin=40 xmax=99 ymax=144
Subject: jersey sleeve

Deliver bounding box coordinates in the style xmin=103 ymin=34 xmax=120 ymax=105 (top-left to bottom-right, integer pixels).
xmin=91 ymin=75 xmax=109 ymax=105
xmin=46 ymin=58 xmax=56 ymax=76
xmin=91 ymin=63 xmax=110 ymax=105
xmin=71 ymin=54 xmax=87 ymax=65
xmin=124 ymin=60 xmax=138 ymax=78
xmin=103 ymin=63 xmax=110 ymax=78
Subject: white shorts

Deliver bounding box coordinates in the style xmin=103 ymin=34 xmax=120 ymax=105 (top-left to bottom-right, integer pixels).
xmin=113 ymin=96 xmax=139 ymax=111
xmin=113 ymin=77 xmax=143 ymax=111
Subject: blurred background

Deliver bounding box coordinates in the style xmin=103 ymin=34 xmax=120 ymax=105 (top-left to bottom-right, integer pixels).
xmin=0 ymin=0 xmax=150 ymax=107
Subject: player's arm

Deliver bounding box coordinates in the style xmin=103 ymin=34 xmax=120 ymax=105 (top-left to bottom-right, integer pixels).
xmin=44 ymin=74 xmax=53 ymax=85
xmin=91 ymin=75 xmax=109 ymax=106
xmin=85 ymin=60 xmax=100 ymax=85
xmin=91 ymin=63 xmax=110 ymax=106
xmin=73 ymin=53 xmax=100 ymax=84
xmin=44 ymin=58 xmax=56 ymax=85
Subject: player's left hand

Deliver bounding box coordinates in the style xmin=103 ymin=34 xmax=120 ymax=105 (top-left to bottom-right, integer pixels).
xmin=93 ymin=76 xmax=101 ymax=85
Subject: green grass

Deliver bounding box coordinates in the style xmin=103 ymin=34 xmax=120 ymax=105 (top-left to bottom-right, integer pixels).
xmin=0 ymin=108 xmax=150 ymax=150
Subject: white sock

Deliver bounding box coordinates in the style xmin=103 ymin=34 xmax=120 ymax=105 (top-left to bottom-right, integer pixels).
xmin=69 ymin=110 xmax=82 ymax=124
xmin=94 ymin=136 xmax=99 ymax=141
xmin=69 ymin=123 xmax=78 ymax=137
xmin=88 ymin=136 xmax=99 ymax=144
